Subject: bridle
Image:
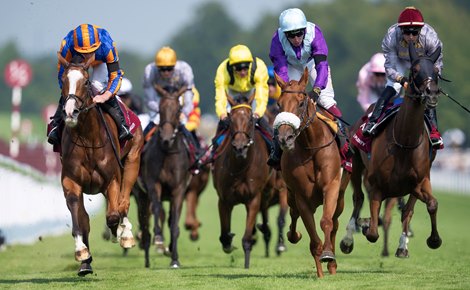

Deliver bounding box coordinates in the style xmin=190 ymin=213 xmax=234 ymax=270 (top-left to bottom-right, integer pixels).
xmin=157 ymin=94 xmax=182 ymax=146
xmin=229 ymin=103 xmax=255 ymax=147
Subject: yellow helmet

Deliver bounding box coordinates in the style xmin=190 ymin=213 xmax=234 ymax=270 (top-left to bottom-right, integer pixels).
xmin=73 ymin=24 xmax=101 ymax=53
xmin=155 ymin=46 xmax=177 ymax=67
xmin=228 ymin=45 xmax=253 ymax=65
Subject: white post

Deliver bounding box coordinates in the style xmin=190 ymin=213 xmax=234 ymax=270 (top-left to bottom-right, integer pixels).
xmin=10 ymin=86 xmax=22 ymax=158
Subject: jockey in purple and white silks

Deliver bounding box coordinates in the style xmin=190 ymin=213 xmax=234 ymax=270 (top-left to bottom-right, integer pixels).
xmin=268 ymin=8 xmax=351 ymax=172
xmin=362 ymin=6 xmax=444 ymax=149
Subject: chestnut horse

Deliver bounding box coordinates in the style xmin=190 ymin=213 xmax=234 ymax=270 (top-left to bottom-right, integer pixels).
xmin=212 ymin=94 xmax=271 ymax=269
xmin=358 ymin=43 xmax=442 ymax=257
xmin=57 ymin=53 xmax=143 ymax=276
xmin=273 ymin=68 xmax=345 ymax=278
xmin=135 ymin=93 xmax=192 ymax=268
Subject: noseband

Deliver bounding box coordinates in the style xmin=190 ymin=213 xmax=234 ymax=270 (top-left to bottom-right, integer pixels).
xmin=280 ymin=89 xmax=316 ymax=136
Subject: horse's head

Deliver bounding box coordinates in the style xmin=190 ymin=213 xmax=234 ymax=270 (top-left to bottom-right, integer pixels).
xmin=158 ymin=94 xmax=181 ymax=147
xmin=273 ymin=68 xmax=314 ymax=151
xmin=407 ymin=42 xmax=440 ymax=108
xmin=227 ymin=93 xmax=255 ymax=158
xmin=57 ymin=52 xmax=95 ymax=128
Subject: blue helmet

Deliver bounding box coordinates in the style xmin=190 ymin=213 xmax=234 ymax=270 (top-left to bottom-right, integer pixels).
xmin=267 ymin=66 xmax=275 ymax=78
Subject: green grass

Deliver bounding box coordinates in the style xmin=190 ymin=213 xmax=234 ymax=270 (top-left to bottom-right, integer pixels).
xmin=0 ymin=113 xmax=46 ymax=143
xmin=1 ymin=180 xmax=469 ymax=290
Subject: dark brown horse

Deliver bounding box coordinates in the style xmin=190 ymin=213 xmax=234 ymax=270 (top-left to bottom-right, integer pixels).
xmin=273 ymin=68 xmax=345 ymax=278
xmin=358 ymin=43 xmax=442 ymax=257
xmin=339 ymin=116 xmax=412 ymax=257
xmin=57 ymin=53 xmax=143 ymax=276
xmin=212 ymin=94 xmax=271 ymax=268
xmin=135 ymin=93 xmax=192 ymax=268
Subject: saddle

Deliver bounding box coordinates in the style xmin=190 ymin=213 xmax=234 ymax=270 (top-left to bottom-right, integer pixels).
xmin=351 ymin=98 xmax=438 ymax=154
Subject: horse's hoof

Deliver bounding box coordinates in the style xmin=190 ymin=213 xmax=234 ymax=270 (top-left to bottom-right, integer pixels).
xmin=276 ymin=243 xmax=287 ymax=256
xmin=287 ymin=231 xmax=302 ymax=244
xmin=189 ymin=232 xmax=199 ymax=241
xmin=77 ymin=262 xmax=93 ymax=276
xmin=170 ymin=261 xmax=180 ymax=269
xmin=426 ymin=236 xmax=442 ymax=249
xmin=75 ymin=248 xmax=91 ymax=262
xmin=163 ymin=247 xmax=171 ymax=257
xmin=395 ymin=248 xmax=409 ymax=258
xmin=120 ymin=237 xmax=136 ymax=249
xmin=366 ymin=232 xmax=379 ymax=243
xmin=339 ymin=238 xmax=354 ymax=254
xmin=320 ymin=250 xmax=336 ymax=263
xmin=223 ymin=245 xmax=237 ymax=254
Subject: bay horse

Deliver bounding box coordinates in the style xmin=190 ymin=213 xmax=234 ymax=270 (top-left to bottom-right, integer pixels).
xmin=273 ymin=68 xmax=345 ymax=278
xmin=136 ymin=93 xmax=192 ymax=268
xmin=339 ymin=116 xmax=412 ymax=257
xmin=357 ymin=42 xmax=442 ymax=257
xmin=212 ymin=93 xmax=272 ymax=269
xmin=57 ymin=53 xmax=143 ymax=276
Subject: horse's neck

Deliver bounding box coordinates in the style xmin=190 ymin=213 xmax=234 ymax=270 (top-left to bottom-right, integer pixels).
xmin=394 ymin=96 xmax=425 ymax=142
xmin=298 ymin=117 xmax=325 ymax=148
xmin=74 ymin=110 xmax=105 ymax=141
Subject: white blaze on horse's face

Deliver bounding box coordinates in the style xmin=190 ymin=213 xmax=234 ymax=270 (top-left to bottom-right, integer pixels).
xmin=64 ymin=69 xmax=84 ymax=126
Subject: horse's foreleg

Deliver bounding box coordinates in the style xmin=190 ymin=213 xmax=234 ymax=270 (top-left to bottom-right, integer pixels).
xmin=366 ymin=192 xmax=381 ymax=243
xmin=319 ymin=182 xmax=340 ymax=264
xmin=184 ymin=187 xmax=200 ymax=241
xmin=63 ymin=178 xmax=91 ymax=263
xmin=286 ymin=191 xmax=302 ymax=244
xmin=150 ymin=183 xmax=166 ymax=253
xmin=381 ymin=198 xmax=396 ymax=257
xmin=256 ymin=205 xmax=271 ymax=258
xmin=340 ymin=167 xmax=363 ymax=254
xmin=168 ymin=187 xmax=185 ymax=268
xmin=242 ymin=195 xmax=261 ymax=269
xmin=218 ymin=199 xmax=235 ymax=253
xmin=296 ymin=197 xmax=324 ymax=278
xmin=418 ymin=181 xmax=442 ymax=249
xmin=105 ymin=180 xmax=120 ymax=240
xmin=134 ymin=186 xmax=151 ymax=267
xmin=276 ymin=187 xmax=288 ymax=256
xmin=395 ymin=195 xmax=416 ymax=258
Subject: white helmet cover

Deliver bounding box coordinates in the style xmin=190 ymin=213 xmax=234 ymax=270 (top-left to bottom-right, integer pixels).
xmin=279 ymin=8 xmax=307 ymax=32
xmin=118 ymin=77 xmax=133 ymax=95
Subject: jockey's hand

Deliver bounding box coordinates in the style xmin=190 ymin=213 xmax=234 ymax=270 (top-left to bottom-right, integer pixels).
xmin=253 ymin=113 xmax=260 ymax=119
xmin=220 ymin=113 xmax=227 ymax=120
xmin=308 ymin=87 xmax=321 ymax=101
xmin=94 ymin=91 xmax=112 ymax=103
xmin=399 ymin=76 xmax=409 ymax=86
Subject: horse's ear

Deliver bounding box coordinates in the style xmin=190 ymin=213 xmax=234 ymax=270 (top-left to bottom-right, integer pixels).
xmin=408 ymin=41 xmax=419 ymax=63
xmin=226 ymin=92 xmax=236 ymax=106
xmin=299 ymin=67 xmax=309 ymax=87
xmin=57 ymin=52 xmax=69 ymax=67
xmin=274 ymin=72 xmax=286 ymax=89
xmin=429 ymin=46 xmax=441 ymax=64
xmin=83 ymin=54 xmax=95 ymax=70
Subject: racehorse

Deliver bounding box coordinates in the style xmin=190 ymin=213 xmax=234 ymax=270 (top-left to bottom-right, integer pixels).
xmin=339 ymin=117 xmax=412 ymax=257
xmin=135 ymin=93 xmax=192 ymax=268
xmin=212 ymin=93 xmax=272 ymax=269
xmin=355 ymin=42 xmax=442 ymax=257
xmin=57 ymin=53 xmax=143 ymax=276
xmin=273 ymin=68 xmax=344 ymax=278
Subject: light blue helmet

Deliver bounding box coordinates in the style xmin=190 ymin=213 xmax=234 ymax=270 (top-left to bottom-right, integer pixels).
xmin=279 ymin=8 xmax=307 ymax=32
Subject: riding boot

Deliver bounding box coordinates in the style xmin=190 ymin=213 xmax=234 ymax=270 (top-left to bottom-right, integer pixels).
xmin=267 ymin=130 xmax=282 ymax=170
xmin=104 ymin=97 xmax=133 ymax=141
xmin=47 ymin=97 xmax=66 ymax=145
xmin=362 ymin=86 xmax=396 ymax=137
xmin=425 ymin=107 xmax=443 ymax=149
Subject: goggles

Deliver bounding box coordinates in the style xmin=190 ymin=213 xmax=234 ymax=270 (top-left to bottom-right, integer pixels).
xmin=285 ymin=29 xmax=305 ymax=38
xmin=159 ymin=66 xmax=174 ymax=72
xmin=402 ymin=27 xmax=420 ymax=36
xmin=233 ymin=62 xmax=250 ymax=72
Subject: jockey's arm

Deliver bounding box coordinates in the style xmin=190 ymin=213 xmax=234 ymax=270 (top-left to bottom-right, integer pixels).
xmin=253 ymin=58 xmax=270 ymax=117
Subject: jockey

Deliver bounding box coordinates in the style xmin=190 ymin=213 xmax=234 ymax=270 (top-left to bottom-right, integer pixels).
xmin=268 ymin=8 xmax=350 ymax=170
xmin=48 ymin=24 xmax=132 ymax=145
xmin=142 ymin=46 xmax=200 ymax=150
xmin=118 ymin=77 xmax=144 ymax=115
xmin=362 ymin=6 xmax=444 ymax=148
xmin=210 ymin=44 xmax=271 ymax=158
xmin=356 ymin=53 xmax=387 ymax=112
